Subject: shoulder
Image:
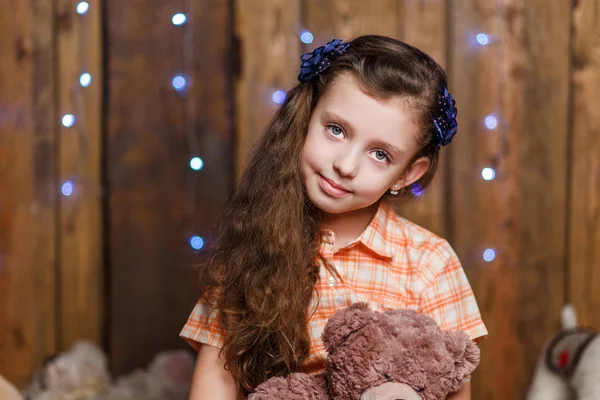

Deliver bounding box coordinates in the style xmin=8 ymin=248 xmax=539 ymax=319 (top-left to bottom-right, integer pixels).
xmin=382 ymin=204 xmax=455 ymax=263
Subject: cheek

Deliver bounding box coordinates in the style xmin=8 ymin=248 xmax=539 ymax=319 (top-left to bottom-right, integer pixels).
xmin=300 ymin=139 xmax=318 ymax=177
xmin=357 ymin=167 xmax=404 ymax=195
xmin=302 ymin=129 xmax=326 ymax=166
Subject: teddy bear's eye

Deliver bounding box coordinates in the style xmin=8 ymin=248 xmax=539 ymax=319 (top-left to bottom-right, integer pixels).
xmin=414 ymin=386 xmax=425 ymax=393
xmin=382 ymin=372 xmax=392 ymax=381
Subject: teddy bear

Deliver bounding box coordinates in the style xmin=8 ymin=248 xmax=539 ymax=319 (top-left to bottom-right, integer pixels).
xmin=526 ymin=304 xmax=600 ymax=400
xmin=249 ymin=302 xmax=481 ymax=400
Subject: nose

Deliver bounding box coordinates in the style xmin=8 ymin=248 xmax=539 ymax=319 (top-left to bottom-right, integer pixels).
xmin=333 ymin=149 xmax=359 ymax=179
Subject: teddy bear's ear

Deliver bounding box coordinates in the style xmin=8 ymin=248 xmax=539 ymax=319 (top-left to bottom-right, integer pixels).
xmin=322 ymin=302 xmax=375 ymax=352
xmin=445 ymin=330 xmax=481 ymax=392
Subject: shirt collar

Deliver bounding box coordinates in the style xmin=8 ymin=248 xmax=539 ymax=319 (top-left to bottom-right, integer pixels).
xmin=355 ymin=201 xmax=397 ymax=259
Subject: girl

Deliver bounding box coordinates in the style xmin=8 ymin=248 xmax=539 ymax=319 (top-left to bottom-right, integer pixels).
xmin=181 ymin=35 xmax=487 ymax=399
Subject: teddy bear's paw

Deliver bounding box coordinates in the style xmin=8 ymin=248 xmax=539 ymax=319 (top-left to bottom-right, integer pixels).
xmin=249 ymin=373 xmax=329 ymax=400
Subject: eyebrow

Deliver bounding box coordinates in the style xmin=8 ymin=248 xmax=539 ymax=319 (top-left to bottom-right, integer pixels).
xmin=321 ymin=110 xmax=404 ymax=157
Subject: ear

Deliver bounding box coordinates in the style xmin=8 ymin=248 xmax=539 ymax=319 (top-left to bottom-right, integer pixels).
xmin=445 ymin=331 xmax=481 ymax=392
xmin=321 ymin=302 xmax=375 ymax=352
xmin=394 ymin=156 xmax=430 ymax=190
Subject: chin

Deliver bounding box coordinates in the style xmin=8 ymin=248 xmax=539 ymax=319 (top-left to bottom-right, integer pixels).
xmin=313 ymin=201 xmax=349 ymax=215
xmin=308 ymin=191 xmax=365 ymax=215
xmin=305 ymin=189 xmax=343 ymax=214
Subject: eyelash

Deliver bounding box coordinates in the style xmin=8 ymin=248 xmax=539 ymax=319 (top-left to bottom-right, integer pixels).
xmin=325 ymin=123 xmax=392 ymax=164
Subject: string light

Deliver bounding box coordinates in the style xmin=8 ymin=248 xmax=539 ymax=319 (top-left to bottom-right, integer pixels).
xmin=484 ymin=115 xmax=498 ymax=130
xmin=62 ymin=114 xmax=75 ymax=127
xmin=476 ymin=24 xmax=501 ymax=265
xmin=172 ymin=13 xmax=187 ymax=26
xmin=76 ymin=1 xmax=89 ymax=15
xmin=61 ymin=1 xmax=93 ymax=204
xmin=481 ymin=167 xmax=496 ymax=181
xmin=300 ymin=31 xmax=314 ymax=44
xmin=476 ymin=33 xmax=489 ymax=46
xmin=173 ymin=0 xmax=207 ymax=252
xmin=189 ymin=157 xmax=204 ymax=171
xmin=272 ymin=90 xmax=286 ymax=104
xmin=411 ymin=183 xmax=424 ymax=197
xmin=172 ymin=75 xmax=187 ymax=91
xmin=61 ymin=181 xmax=74 ymax=196
xmin=79 ymin=72 xmax=92 ymax=87
xmin=483 ymin=248 xmax=496 ymax=262
xmin=190 ymin=235 xmax=204 ymax=250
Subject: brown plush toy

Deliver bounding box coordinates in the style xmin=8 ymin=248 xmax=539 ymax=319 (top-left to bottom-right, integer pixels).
xmin=249 ymin=302 xmax=480 ymax=400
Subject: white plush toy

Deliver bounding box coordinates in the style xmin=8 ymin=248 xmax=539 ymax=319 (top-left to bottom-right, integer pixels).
xmin=23 ymin=340 xmax=194 ymax=400
xmin=527 ymin=304 xmax=600 ymax=400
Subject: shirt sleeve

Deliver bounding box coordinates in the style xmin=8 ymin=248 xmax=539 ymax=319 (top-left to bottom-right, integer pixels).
xmin=180 ymin=296 xmax=226 ymax=351
xmin=418 ymin=239 xmax=488 ymax=342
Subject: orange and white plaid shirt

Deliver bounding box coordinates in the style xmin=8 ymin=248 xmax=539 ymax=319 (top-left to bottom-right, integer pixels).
xmin=180 ymin=200 xmax=487 ymax=374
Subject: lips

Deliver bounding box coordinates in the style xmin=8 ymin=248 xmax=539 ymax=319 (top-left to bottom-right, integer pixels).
xmin=318 ymin=174 xmax=351 ymax=197
xmin=323 ymin=176 xmax=349 ymax=191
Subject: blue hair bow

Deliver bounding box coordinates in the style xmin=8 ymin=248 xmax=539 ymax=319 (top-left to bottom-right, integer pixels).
xmin=298 ymin=39 xmax=350 ymax=83
xmin=433 ymin=86 xmax=458 ymax=148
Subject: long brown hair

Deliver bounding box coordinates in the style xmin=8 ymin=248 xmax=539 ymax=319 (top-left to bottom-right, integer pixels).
xmin=197 ymin=35 xmax=450 ymax=393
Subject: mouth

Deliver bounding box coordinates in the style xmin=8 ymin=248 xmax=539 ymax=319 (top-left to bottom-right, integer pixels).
xmin=318 ymin=174 xmax=351 ymax=197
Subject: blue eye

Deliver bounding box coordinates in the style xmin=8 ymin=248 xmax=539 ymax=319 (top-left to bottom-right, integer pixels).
xmin=373 ymin=150 xmax=390 ymax=163
xmin=327 ymin=124 xmax=344 ymax=137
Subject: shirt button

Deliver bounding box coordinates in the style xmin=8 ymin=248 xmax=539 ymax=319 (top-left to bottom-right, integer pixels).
xmin=328 ymin=276 xmax=336 ymax=287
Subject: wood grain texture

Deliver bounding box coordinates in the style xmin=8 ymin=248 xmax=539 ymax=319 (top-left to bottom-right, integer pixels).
xmin=106 ymin=0 xmax=234 ymax=375
xmin=569 ymin=0 xmax=600 ymax=329
xmin=235 ymin=0 xmax=300 ymax=175
xmin=449 ymin=0 xmax=571 ymax=398
xmin=56 ymin=0 xmax=104 ymax=351
xmin=0 ymin=0 xmax=57 ymax=387
xmin=304 ymin=0 xmax=400 ymax=43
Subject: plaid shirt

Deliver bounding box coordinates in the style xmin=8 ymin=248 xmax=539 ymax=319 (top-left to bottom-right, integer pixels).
xmin=180 ymin=200 xmax=487 ymax=374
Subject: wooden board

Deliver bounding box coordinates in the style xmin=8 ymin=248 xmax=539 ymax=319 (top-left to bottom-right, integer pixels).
xmin=56 ymin=0 xmax=104 ymax=351
xmin=235 ymin=0 xmax=300 ymax=175
xmin=304 ymin=0 xmax=400 ymax=43
xmin=569 ymin=0 xmax=600 ymax=329
xmin=0 ymin=0 xmax=57 ymax=387
xmin=449 ymin=0 xmax=571 ymax=398
xmin=106 ymin=0 xmax=234 ymax=375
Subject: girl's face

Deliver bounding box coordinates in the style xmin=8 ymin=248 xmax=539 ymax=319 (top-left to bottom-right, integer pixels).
xmin=300 ymin=72 xmax=430 ymax=216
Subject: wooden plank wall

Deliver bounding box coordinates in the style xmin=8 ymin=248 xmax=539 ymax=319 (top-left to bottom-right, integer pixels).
xmin=235 ymin=0 xmax=300 ymax=175
xmin=0 ymin=0 xmax=57 ymax=388
xmin=569 ymin=0 xmax=600 ymax=330
xmin=105 ymin=0 xmax=234 ymax=375
xmin=56 ymin=0 xmax=104 ymax=352
xmin=450 ymin=0 xmax=571 ymax=397
xmin=0 ymin=0 xmax=102 ymax=388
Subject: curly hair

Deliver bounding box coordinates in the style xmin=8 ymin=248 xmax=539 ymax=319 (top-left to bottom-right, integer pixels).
xmin=197 ymin=35 xmax=450 ymax=394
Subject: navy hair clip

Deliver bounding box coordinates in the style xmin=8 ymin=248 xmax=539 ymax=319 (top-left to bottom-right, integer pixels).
xmin=298 ymin=39 xmax=350 ymax=84
xmin=433 ymin=86 xmax=458 ymax=148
